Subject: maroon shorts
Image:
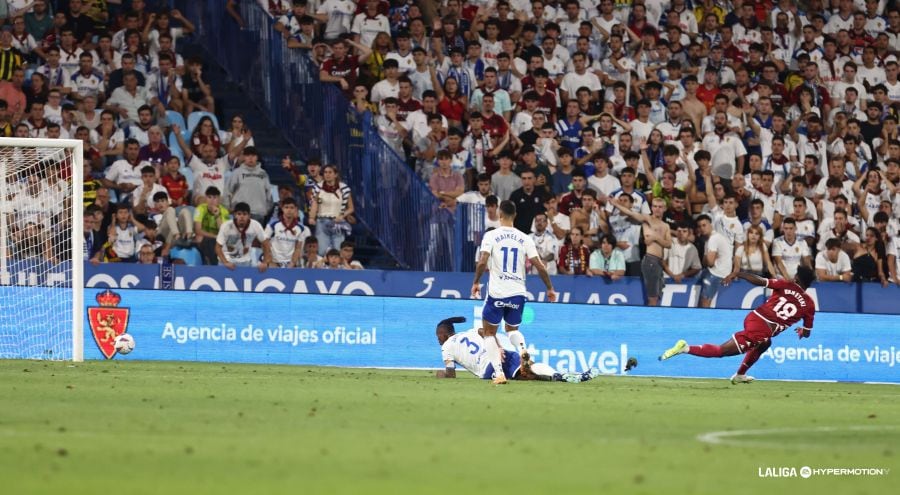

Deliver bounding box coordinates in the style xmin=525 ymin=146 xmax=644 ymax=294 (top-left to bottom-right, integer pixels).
xmin=732 ymin=312 xmax=774 ymax=353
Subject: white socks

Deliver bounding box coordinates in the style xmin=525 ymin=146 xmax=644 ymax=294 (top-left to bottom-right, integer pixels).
xmin=482 ymin=335 xmax=505 ymax=378
xmin=508 ymin=331 xmax=526 ymax=354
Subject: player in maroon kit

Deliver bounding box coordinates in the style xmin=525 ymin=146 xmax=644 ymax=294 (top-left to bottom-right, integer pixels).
xmin=658 ymin=267 xmax=817 ymax=384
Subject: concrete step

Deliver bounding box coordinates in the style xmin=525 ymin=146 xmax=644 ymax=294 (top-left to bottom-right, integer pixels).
xmin=184 ymin=40 xmax=402 ymax=270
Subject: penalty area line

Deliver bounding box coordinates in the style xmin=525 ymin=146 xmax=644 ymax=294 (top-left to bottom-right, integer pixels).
xmin=697 ymin=425 xmax=900 ymax=449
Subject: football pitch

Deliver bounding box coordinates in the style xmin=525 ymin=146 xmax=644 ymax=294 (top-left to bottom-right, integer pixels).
xmin=1 ymin=361 xmax=897 ymax=495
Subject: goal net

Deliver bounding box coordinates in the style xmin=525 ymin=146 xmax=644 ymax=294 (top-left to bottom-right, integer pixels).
xmin=0 ymin=138 xmax=84 ymax=361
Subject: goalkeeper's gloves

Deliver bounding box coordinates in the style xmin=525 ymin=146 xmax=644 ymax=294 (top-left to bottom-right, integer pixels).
xmin=796 ymin=327 xmax=811 ymax=339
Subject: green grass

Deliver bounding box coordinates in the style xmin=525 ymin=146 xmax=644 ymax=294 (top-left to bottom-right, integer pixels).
xmin=1 ymin=360 xmax=897 ymax=495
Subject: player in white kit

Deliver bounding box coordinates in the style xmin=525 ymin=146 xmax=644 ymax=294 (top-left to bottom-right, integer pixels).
xmin=434 ymin=317 xmax=614 ymax=382
xmin=471 ymin=200 xmax=557 ymax=384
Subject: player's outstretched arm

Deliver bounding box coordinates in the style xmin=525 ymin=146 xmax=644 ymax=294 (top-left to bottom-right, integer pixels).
xmin=530 ymin=256 xmax=557 ymax=302
xmin=610 ymin=195 xmax=650 ymax=223
xmin=797 ymin=301 xmax=816 ymax=339
xmin=435 ymin=361 xmax=457 ymax=379
xmin=735 ymin=271 xmax=768 ymax=287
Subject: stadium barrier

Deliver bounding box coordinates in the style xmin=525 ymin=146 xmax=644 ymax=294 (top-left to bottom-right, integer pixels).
xmin=69 ymin=263 xmax=900 ymax=314
xmin=81 ymin=288 xmax=900 ymax=383
xmin=185 ymin=0 xmax=482 ymax=271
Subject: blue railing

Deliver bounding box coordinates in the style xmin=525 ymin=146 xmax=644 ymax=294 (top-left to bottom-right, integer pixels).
xmin=186 ymin=0 xmax=479 ymax=271
xmin=453 ymin=202 xmax=487 ymax=272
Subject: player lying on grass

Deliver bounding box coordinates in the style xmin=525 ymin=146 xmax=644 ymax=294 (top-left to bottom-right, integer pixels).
xmin=434 ymin=317 xmax=636 ymax=382
xmin=658 ymin=267 xmax=816 ymax=384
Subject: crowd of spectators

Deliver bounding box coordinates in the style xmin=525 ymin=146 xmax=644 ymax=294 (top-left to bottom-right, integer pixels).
xmin=4 ymin=0 xmax=365 ymax=271
xmin=8 ymin=0 xmax=900 ymax=285
xmin=296 ymin=0 xmax=900 ymax=297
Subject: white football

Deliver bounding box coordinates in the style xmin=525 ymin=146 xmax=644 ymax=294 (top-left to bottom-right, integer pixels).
xmin=114 ymin=334 xmax=135 ymax=355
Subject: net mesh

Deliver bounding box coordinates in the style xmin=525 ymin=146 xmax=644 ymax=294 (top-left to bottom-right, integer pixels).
xmin=1 ymin=144 xmax=79 ymax=360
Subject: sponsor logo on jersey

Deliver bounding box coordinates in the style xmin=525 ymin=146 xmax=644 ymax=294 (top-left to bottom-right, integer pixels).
xmin=87 ymin=289 xmax=130 ymax=359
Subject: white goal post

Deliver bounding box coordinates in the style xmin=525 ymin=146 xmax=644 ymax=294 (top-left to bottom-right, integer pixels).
xmin=0 ymin=137 xmax=84 ymax=361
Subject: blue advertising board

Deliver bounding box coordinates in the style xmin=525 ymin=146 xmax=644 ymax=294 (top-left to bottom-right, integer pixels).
xmin=78 ymin=263 xmax=892 ymax=313
xmin=83 ymin=289 xmax=900 ymax=383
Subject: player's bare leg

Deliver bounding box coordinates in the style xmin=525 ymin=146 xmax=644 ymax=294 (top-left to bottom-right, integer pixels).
xmin=731 ymin=340 xmax=771 ymax=384
xmin=481 ymin=321 xmax=507 ymax=384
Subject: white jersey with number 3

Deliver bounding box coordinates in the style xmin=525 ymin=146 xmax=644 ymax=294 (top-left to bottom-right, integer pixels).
xmin=441 ymin=329 xmax=512 ymax=378
xmin=479 ymin=225 xmax=539 ymax=298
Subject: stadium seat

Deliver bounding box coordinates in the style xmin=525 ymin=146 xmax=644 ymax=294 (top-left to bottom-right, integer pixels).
xmin=169 ymin=132 xmax=185 ymax=162
xmin=187 ymin=111 xmax=220 ymax=134
xmin=179 ymin=167 xmax=194 ymax=191
xmin=166 ymin=111 xmax=187 ymax=132
xmin=169 ymin=247 xmax=202 ymax=266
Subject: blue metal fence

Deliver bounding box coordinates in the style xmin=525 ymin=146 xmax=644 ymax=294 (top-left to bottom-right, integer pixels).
xmin=453 ymin=202 xmax=487 ymax=272
xmin=187 ymin=0 xmax=479 ymax=271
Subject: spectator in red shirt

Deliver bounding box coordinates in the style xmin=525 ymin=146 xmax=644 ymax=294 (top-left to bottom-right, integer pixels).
xmin=849 ymin=12 xmax=874 ymax=49
xmin=558 ymin=225 xmax=591 ymax=275
xmin=559 ymin=169 xmax=587 ymax=215
xmin=519 ymin=68 xmax=557 ymax=122
xmin=696 ymin=68 xmax=720 ymax=113
xmin=480 ymin=93 xmax=508 ymax=152
xmin=189 ymin=116 xmax=222 ymax=157
xmin=319 ymin=39 xmax=364 ymax=98
xmin=434 ymin=75 xmax=467 ymax=129
xmin=395 ymin=76 xmax=421 ymax=122
xmin=160 ymin=157 xmax=189 ymax=208
xmin=719 ymin=25 xmax=744 ymax=67
xmin=0 ymin=67 xmax=27 ymax=122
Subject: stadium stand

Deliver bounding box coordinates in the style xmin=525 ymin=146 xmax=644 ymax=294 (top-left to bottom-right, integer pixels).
xmin=3 ymin=0 xmax=899 ymax=294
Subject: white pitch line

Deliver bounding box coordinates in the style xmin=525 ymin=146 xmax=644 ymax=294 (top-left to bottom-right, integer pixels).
xmin=697 ymin=425 xmax=900 ymax=448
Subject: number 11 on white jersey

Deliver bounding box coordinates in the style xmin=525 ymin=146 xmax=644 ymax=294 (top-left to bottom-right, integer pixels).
xmin=479 ymin=226 xmax=539 ymax=299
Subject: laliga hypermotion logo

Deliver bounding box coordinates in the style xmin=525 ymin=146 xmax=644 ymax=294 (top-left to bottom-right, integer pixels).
xmin=87 ymin=290 xmax=130 ymax=359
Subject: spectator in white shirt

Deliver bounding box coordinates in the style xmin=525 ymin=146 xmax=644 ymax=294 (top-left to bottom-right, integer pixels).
xmin=530 ymin=212 xmax=559 ymax=275
xmin=456 ymin=173 xmax=492 ymax=205
xmin=370 ymin=58 xmax=400 ymax=111
xmin=663 ymin=222 xmax=702 ymax=283
xmin=374 ymin=97 xmax=407 ymax=155
xmin=216 ymin=202 xmax=272 ymax=270
xmin=313 ymin=0 xmax=356 ymax=41
xmin=350 ymin=0 xmax=390 ymax=48
xmin=815 ymin=238 xmax=854 ymax=282
xmin=105 ymin=72 xmax=151 ymax=124
xmin=697 ymin=213 xmax=734 ymax=308
xmin=772 ymin=217 xmax=813 ymax=280
xmin=702 ymin=111 xmax=747 ymax=189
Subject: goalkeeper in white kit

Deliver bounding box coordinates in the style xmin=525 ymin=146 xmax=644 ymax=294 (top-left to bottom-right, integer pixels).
xmin=434 ymin=317 xmax=637 ymax=382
